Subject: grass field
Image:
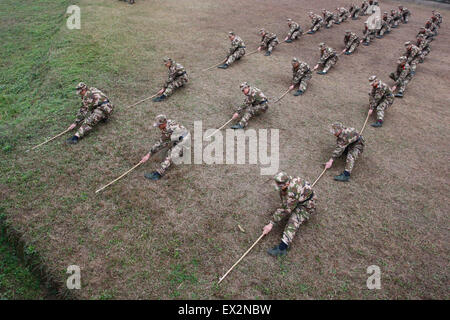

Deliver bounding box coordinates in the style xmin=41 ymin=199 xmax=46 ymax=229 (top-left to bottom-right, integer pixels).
xmin=0 ymin=0 xmax=449 ymax=299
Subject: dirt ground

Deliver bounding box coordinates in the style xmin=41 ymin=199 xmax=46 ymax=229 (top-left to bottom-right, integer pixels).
xmin=2 ymin=0 xmax=450 ymax=299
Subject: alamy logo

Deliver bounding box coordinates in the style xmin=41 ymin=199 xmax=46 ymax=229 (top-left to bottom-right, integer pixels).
xmin=366 ymin=265 xmax=381 ymax=289
xmin=66 ymin=265 xmax=81 ymax=289
xmin=66 ymin=5 xmax=81 ymax=30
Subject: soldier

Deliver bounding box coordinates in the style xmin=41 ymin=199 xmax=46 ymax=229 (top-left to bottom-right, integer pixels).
xmin=342 ymin=30 xmax=360 ymax=55
xmin=361 ymin=1 xmax=369 ymax=16
xmin=431 ymin=10 xmax=442 ymax=28
xmin=322 ymin=9 xmax=336 ymax=28
xmin=390 ymin=56 xmax=413 ymax=98
xmin=368 ymin=75 xmax=394 ymax=128
xmin=313 ymin=43 xmax=338 ymax=75
xmin=258 ymin=29 xmax=279 ymax=56
xmin=66 ymin=82 xmax=113 ymax=144
xmin=140 ymin=115 xmax=190 ymax=180
xmin=324 ymin=122 xmax=365 ymax=182
xmin=425 ymin=20 xmax=438 ymax=36
xmin=336 ymin=7 xmax=350 ymax=24
xmin=416 ymin=35 xmax=431 ymax=63
xmin=349 ymin=3 xmax=361 ymax=20
xmin=361 ymin=22 xmax=376 ymax=46
xmin=377 ymin=12 xmax=392 ymax=38
xmin=404 ymin=41 xmax=421 ymax=74
xmin=399 ymin=6 xmax=411 ymax=24
xmin=284 ymin=19 xmax=303 ymax=43
xmin=153 ymin=57 xmax=188 ymax=102
xmin=417 ymin=26 xmax=434 ymax=42
xmin=391 ymin=9 xmax=401 ymax=28
xmin=262 ymin=172 xmax=317 ymax=257
xmin=230 ymin=82 xmax=269 ymax=129
xmin=288 ymin=57 xmax=312 ymax=96
xmin=218 ymin=31 xmax=246 ymax=69
xmin=307 ymin=12 xmax=324 ymax=34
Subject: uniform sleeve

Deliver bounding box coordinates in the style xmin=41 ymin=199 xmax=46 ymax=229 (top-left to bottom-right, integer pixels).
xmin=270 ymin=194 xmax=298 ymax=224
xmin=75 ymin=105 xmax=88 ymax=124
xmin=150 ymin=138 xmax=169 ymax=155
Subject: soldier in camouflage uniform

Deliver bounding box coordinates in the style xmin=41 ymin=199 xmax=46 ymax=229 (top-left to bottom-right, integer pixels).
xmin=390 ymin=9 xmax=401 ymax=28
xmin=324 ymin=122 xmax=365 ymax=182
xmin=313 ymin=43 xmax=338 ymax=75
xmin=336 ymin=7 xmax=350 ymax=24
xmin=377 ymin=12 xmax=392 ymax=38
xmin=399 ymin=6 xmax=411 ymax=24
xmin=218 ymin=31 xmax=246 ymax=69
xmin=307 ymin=12 xmax=324 ymax=34
xmin=66 ymin=82 xmax=113 ymax=144
xmin=361 ymin=1 xmax=369 ymax=16
xmin=322 ymin=9 xmax=336 ymax=28
xmin=231 ymin=82 xmax=268 ymax=129
xmin=258 ymin=29 xmax=279 ymax=56
xmin=118 ymin=0 xmax=135 ymax=4
xmin=342 ymin=30 xmax=360 ymax=55
xmin=361 ymin=22 xmax=376 ymax=46
xmin=349 ymin=3 xmax=361 ymax=20
xmin=425 ymin=20 xmax=438 ymax=36
xmin=416 ymin=35 xmax=431 ymax=63
xmin=262 ymin=172 xmax=317 ymax=257
xmin=403 ymin=41 xmax=421 ymax=74
xmin=389 ymin=56 xmax=413 ymax=98
xmin=431 ymin=10 xmax=442 ymax=28
xmin=417 ymin=27 xmax=434 ymax=42
xmin=140 ymin=114 xmax=190 ymax=180
xmin=288 ymin=57 xmax=312 ymax=96
xmin=368 ymin=75 xmax=394 ymax=128
xmin=284 ymin=19 xmax=303 ymax=43
xmin=153 ymin=57 xmax=188 ymax=102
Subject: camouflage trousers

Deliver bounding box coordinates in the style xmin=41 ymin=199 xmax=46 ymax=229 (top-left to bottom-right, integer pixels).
xmin=164 ymin=74 xmax=188 ymax=97
xmin=263 ymin=38 xmax=279 ymax=53
xmin=76 ymin=104 xmax=113 ymax=138
xmin=226 ymin=48 xmax=245 ymax=65
xmin=311 ymin=21 xmax=323 ymax=32
xmin=391 ymin=19 xmax=400 ymax=27
xmin=401 ymin=15 xmax=409 ymax=23
xmin=419 ymin=47 xmax=430 ymax=61
xmin=408 ymin=58 xmax=420 ymax=73
xmin=276 ymin=197 xmax=317 ymax=247
xmin=321 ymin=55 xmax=338 ymax=73
xmin=378 ymin=24 xmax=390 ymax=36
xmin=363 ymin=31 xmax=375 ymax=43
xmin=337 ymin=14 xmax=349 ymax=23
xmin=156 ymin=133 xmax=190 ymax=176
xmin=238 ymin=102 xmax=268 ymax=128
xmin=390 ymin=72 xmax=413 ymax=93
xmin=343 ymin=139 xmax=365 ymax=173
xmin=346 ymin=40 xmax=360 ymax=53
xmin=351 ymin=9 xmax=360 ymax=19
xmin=288 ymin=29 xmax=302 ymax=40
xmin=373 ymin=95 xmax=394 ymax=122
xmin=325 ymin=17 xmax=335 ymax=28
xmin=295 ymin=73 xmax=312 ymax=92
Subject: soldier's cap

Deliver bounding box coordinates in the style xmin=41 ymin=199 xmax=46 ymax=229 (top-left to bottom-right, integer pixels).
xmin=398 ymin=56 xmax=407 ymax=62
xmin=287 ymin=18 xmax=292 ymax=22
xmin=259 ymin=28 xmax=266 ymax=34
xmin=163 ymin=57 xmax=173 ymax=63
xmin=384 ymin=11 xmax=388 ymax=14
xmin=330 ymin=122 xmax=344 ymax=134
xmin=292 ymin=57 xmax=299 ymax=64
xmin=153 ymin=114 xmax=167 ymax=127
xmin=404 ymin=41 xmax=412 ymax=46
xmin=420 ymin=27 xmax=425 ymax=30
xmin=240 ymin=82 xmax=250 ymax=91
xmin=368 ymin=75 xmax=378 ymax=82
xmin=319 ymin=42 xmax=325 ymax=47
xmin=274 ymin=171 xmax=290 ymax=187
xmin=76 ymin=82 xmax=87 ymax=91
xmin=228 ymin=31 xmax=235 ymax=36
xmin=345 ymin=30 xmax=351 ymax=33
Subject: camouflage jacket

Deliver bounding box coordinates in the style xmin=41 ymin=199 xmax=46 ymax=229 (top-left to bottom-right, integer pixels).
xmin=363 ymin=26 xmax=376 ymax=34
xmin=394 ymin=63 xmax=412 ymax=85
xmin=349 ymin=5 xmax=360 ymax=14
xmin=292 ymin=62 xmax=311 ymax=84
xmin=361 ymin=1 xmax=369 ymax=13
xmin=369 ymin=80 xmax=393 ymax=108
xmin=229 ymin=36 xmax=246 ymax=55
xmin=404 ymin=44 xmax=421 ymax=62
xmin=287 ymin=21 xmax=302 ymax=37
xmin=391 ymin=11 xmax=401 ymax=21
xmin=165 ymin=62 xmax=187 ymax=87
xmin=344 ymin=32 xmax=359 ymax=48
xmin=271 ymin=177 xmax=314 ymax=224
xmin=323 ymin=10 xmax=335 ymax=21
xmin=237 ymin=87 xmax=268 ymax=113
xmin=383 ymin=15 xmax=393 ymax=25
xmin=332 ymin=126 xmax=364 ymax=159
xmin=260 ymin=32 xmax=278 ymax=47
xmin=311 ymin=14 xmax=323 ymax=25
xmin=149 ymin=119 xmax=188 ymax=155
xmin=75 ymin=87 xmax=110 ymax=124
xmin=425 ymin=22 xmax=437 ymax=32
xmin=417 ymin=28 xmax=434 ymax=39
xmin=318 ymin=46 xmax=337 ymax=65
xmin=416 ymin=37 xmax=430 ymax=50
xmin=338 ymin=7 xmax=349 ymax=17
xmin=400 ymin=8 xmax=411 ymax=17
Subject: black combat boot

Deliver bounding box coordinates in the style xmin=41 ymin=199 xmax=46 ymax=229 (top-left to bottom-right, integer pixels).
xmin=334 ymin=170 xmax=350 ymax=182
xmin=371 ymin=120 xmax=383 ymax=128
xmin=293 ymin=89 xmax=304 ymax=96
xmin=152 ymin=95 xmax=166 ymax=102
xmin=231 ymin=123 xmax=244 ymax=130
xmin=218 ymin=63 xmax=229 ymax=69
xmin=66 ymin=136 xmax=79 ymax=144
xmin=144 ymin=171 xmax=162 ymax=180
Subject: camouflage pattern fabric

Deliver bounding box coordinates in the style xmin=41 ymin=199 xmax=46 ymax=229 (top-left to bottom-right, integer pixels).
xmin=331 ymin=126 xmax=365 ymax=173
xmin=391 ymin=10 xmax=401 ymax=27
xmin=344 ymin=32 xmax=360 ymax=53
xmin=164 ymin=61 xmax=188 ymax=96
xmin=417 ymin=28 xmax=434 ymax=41
xmin=323 ymin=10 xmax=336 ymax=27
xmin=260 ymin=32 xmax=279 ymax=53
xmin=369 ymin=80 xmax=394 ymax=122
xmin=270 ymin=176 xmax=317 ymax=247
xmin=417 ymin=36 xmax=431 ymax=61
xmin=226 ymin=35 xmax=246 ymax=65
xmin=287 ymin=21 xmax=303 ymax=40
xmin=292 ymin=61 xmax=312 ymax=92
xmin=318 ymin=46 xmax=338 ymax=72
xmin=350 ymin=5 xmax=361 ymax=19
xmin=390 ymin=62 xmax=412 ymax=93
xmin=310 ymin=14 xmax=324 ymax=32
xmin=404 ymin=44 xmax=421 ymax=73
xmin=361 ymin=1 xmax=369 ymax=15
xmin=336 ymin=7 xmax=350 ymax=23
xmin=236 ymin=86 xmax=268 ymax=128
xmin=400 ymin=7 xmax=411 ymax=23
xmin=362 ymin=25 xmax=376 ymax=43
xmin=378 ymin=16 xmax=391 ymax=36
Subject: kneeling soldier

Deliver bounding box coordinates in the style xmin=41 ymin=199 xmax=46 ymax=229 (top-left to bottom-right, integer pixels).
xmin=262 ymin=172 xmax=317 ymax=257
xmin=258 ymin=29 xmax=279 ymax=56
xmin=325 ymin=122 xmax=365 ymax=182
xmin=343 ymin=30 xmax=360 ymax=55
xmin=153 ymin=57 xmax=188 ymax=102
xmin=140 ymin=115 xmax=190 ymax=180
xmin=307 ymin=12 xmax=324 ymax=34
xmin=67 ymin=82 xmax=113 ymax=144
xmin=218 ymin=31 xmax=246 ymax=69
xmin=368 ymin=75 xmax=394 ymax=128
xmin=349 ymin=3 xmax=361 ymax=20
xmin=313 ymin=43 xmax=338 ymax=75
xmin=231 ymin=82 xmax=268 ymax=129
xmin=284 ymin=19 xmax=303 ymax=43
xmin=289 ymin=57 xmax=312 ymax=96
xmin=390 ymin=56 xmax=413 ymax=98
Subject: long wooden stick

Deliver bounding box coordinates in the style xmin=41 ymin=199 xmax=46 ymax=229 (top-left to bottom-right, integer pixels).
xmin=246 ymin=49 xmax=259 ymax=56
xmin=95 ymin=162 xmax=143 ymax=193
xmin=125 ymin=92 xmax=159 ymax=109
xmin=218 ymin=233 xmax=265 ymax=284
xmin=312 ymin=168 xmax=327 ymax=188
xmin=28 ymin=128 xmax=72 ymax=151
xmin=202 ymin=58 xmax=227 ymax=72
xmin=360 ymin=111 xmax=371 ymax=134
xmin=274 ymin=88 xmax=292 ymax=103
xmin=205 ymin=117 xmax=234 ymax=139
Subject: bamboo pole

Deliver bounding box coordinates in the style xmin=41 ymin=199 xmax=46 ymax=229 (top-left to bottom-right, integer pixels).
xmin=312 ymin=168 xmax=327 ymax=188
xmin=204 ymin=118 xmax=234 ymax=139
xmin=125 ymin=92 xmax=159 ymax=109
xmin=28 ymin=128 xmax=72 ymax=151
xmin=274 ymin=88 xmax=292 ymax=103
xmin=360 ymin=111 xmax=371 ymax=134
xmin=95 ymin=162 xmax=143 ymax=194
xmin=202 ymin=58 xmax=227 ymax=72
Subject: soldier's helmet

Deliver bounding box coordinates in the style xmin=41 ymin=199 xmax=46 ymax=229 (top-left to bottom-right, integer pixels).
xmin=319 ymin=42 xmax=325 ymax=48
xmin=368 ymin=75 xmax=378 ymax=83
xmin=240 ymin=82 xmax=250 ymax=91
xmin=153 ymin=114 xmax=167 ymax=127
xmin=228 ymin=31 xmax=235 ymax=36
xmin=287 ymin=18 xmax=292 ymax=22
xmin=274 ymin=172 xmax=290 ymax=190
xmin=76 ymin=82 xmax=87 ymax=93
xmin=292 ymin=57 xmax=299 ymax=65
xmin=345 ymin=30 xmax=351 ymax=34
xmin=330 ymin=122 xmax=344 ymax=135
xmin=163 ymin=57 xmax=173 ymax=63
xmin=398 ymin=56 xmax=407 ymax=63
xmin=259 ymin=28 xmax=266 ymax=35
xmin=404 ymin=41 xmax=412 ymax=47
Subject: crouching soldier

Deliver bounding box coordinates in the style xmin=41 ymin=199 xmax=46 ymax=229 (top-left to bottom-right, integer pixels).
xmin=140 ymin=115 xmax=190 ymax=180
xmin=262 ymin=172 xmax=317 ymax=257
xmin=368 ymin=75 xmax=394 ymax=128
xmin=377 ymin=13 xmax=391 ymax=38
xmin=342 ymin=30 xmax=360 ymax=55
xmin=218 ymin=31 xmax=246 ymax=69
xmin=284 ymin=19 xmax=303 ymax=43
xmin=153 ymin=57 xmax=188 ymax=102
xmin=307 ymin=12 xmax=324 ymax=34
xmin=288 ymin=57 xmax=312 ymax=96
xmin=336 ymin=7 xmax=350 ymax=24
xmin=67 ymin=82 xmax=113 ymax=144
xmin=231 ymin=82 xmax=269 ymax=129
xmin=349 ymin=3 xmax=361 ymax=20
xmin=313 ymin=43 xmax=338 ymax=75
xmin=404 ymin=41 xmax=421 ymax=74
xmin=416 ymin=35 xmax=431 ymax=63
xmin=390 ymin=56 xmax=413 ymax=98
xmin=361 ymin=22 xmax=376 ymax=45
xmin=258 ymin=29 xmax=279 ymax=56
xmin=391 ymin=9 xmax=401 ymax=28
xmin=399 ymin=6 xmax=411 ymax=24
xmin=322 ymin=9 xmax=336 ymax=28
xmin=324 ymin=122 xmax=365 ymax=182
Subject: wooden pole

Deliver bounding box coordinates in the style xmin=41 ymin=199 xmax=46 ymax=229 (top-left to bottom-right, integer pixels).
xmin=360 ymin=111 xmax=371 ymax=134
xmin=274 ymin=88 xmax=292 ymax=103
xmin=125 ymin=92 xmax=159 ymax=109
xmin=312 ymin=168 xmax=327 ymax=188
xmin=202 ymin=58 xmax=227 ymax=72
xmin=28 ymin=128 xmax=72 ymax=151
xmin=205 ymin=118 xmax=234 ymax=139
xmin=218 ymin=233 xmax=265 ymax=284
xmin=95 ymin=162 xmax=143 ymax=194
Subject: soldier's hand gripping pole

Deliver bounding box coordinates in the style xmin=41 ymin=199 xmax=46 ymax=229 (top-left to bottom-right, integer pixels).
xmin=218 ymin=233 xmax=265 ymax=284
xmin=274 ymin=87 xmax=293 ymax=103
xmin=125 ymin=92 xmax=160 ymax=109
xmin=205 ymin=117 xmax=234 ymax=139
xmin=95 ymin=162 xmax=143 ymax=193
xmin=202 ymin=58 xmax=227 ymax=72
xmin=27 ymin=127 xmax=74 ymax=152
